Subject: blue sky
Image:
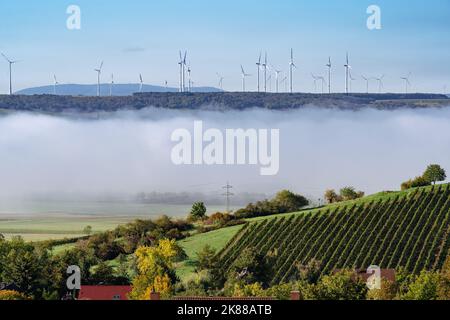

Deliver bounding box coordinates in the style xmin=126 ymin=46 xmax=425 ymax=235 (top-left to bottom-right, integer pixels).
xmin=0 ymin=0 xmax=449 ymax=93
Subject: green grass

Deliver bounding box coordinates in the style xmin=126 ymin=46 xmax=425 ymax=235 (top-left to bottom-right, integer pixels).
xmin=176 ymin=225 xmax=244 ymax=281
xmin=0 ymin=216 xmax=136 ymax=242
xmin=51 ymin=243 xmax=77 ymax=255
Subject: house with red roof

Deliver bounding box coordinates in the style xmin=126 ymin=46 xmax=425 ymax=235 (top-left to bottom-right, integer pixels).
xmin=78 ymin=286 xmax=132 ymax=300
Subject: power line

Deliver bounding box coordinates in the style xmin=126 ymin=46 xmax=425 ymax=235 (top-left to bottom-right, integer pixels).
xmin=222 ymin=182 xmax=234 ymax=213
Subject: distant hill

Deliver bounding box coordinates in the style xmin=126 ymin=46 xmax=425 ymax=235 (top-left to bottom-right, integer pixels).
xmin=218 ymin=184 xmax=450 ymax=282
xmin=0 ymin=92 xmax=448 ymax=114
xmin=16 ymin=83 xmax=222 ymax=96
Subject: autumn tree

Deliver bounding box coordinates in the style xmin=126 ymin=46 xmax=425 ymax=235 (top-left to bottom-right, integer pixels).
xmin=129 ymin=239 xmax=180 ymax=299
xmin=324 ymin=189 xmax=340 ymax=204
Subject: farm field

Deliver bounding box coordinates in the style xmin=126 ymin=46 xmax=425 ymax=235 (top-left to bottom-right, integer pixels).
xmin=217 ymin=183 xmax=450 ymax=284
xmin=0 ymin=201 xmax=228 ymax=241
xmin=0 ymin=216 xmax=136 ymax=241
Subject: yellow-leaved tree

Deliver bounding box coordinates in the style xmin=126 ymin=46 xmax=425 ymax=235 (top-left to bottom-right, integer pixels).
xmin=129 ymin=239 xmax=179 ymax=300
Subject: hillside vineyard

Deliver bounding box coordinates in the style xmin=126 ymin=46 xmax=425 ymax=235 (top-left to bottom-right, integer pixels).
xmin=217 ymin=184 xmax=450 ymax=284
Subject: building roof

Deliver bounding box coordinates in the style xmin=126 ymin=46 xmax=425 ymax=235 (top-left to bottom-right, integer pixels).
xmin=78 ymin=286 xmax=132 ymax=301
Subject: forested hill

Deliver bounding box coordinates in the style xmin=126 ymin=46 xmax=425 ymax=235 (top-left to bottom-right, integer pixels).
xmin=0 ymin=92 xmax=448 ymax=114
xmin=218 ymin=184 xmax=450 ymax=284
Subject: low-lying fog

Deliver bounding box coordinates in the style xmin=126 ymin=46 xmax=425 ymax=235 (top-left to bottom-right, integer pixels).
xmin=1 ymin=106 xmax=450 ymax=213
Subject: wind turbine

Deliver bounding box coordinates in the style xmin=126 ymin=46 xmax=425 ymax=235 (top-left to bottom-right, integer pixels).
xmin=361 ymin=75 xmax=370 ymax=94
xmin=401 ymin=73 xmax=411 ymax=94
xmin=267 ymin=73 xmax=272 ymax=92
xmin=281 ymin=76 xmax=288 ymax=93
xmin=53 ymin=75 xmax=59 ymax=95
xmin=262 ymin=52 xmax=268 ymax=93
xmin=274 ymin=69 xmax=282 ymax=93
xmin=110 ymin=74 xmax=114 ymax=96
xmin=216 ymin=73 xmax=224 ymax=90
xmin=1 ymin=53 xmax=20 ymax=95
xmin=256 ymin=52 xmax=262 ymax=92
xmin=94 ymin=61 xmax=103 ymax=97
xmin=349 ymin=71 xmax=356 ymax=93
xmin=326 ymin=57 xmax=332 ymax=94
xmin=311 ymin=73 xmax=319 ymax=93
xmin=344 ymin=53 xmax=351 ymax=95
xmin=139 ymin=74 xmax=144 ymax=93
xmin=187 ymin=64 xmax=192 ymax=92
xmin=289 ymin=48 xmax=296 ymax=93
xmin=240 ymin=65 xmax=251 ymax=92
xmin=375 ymin=75 xmax=385 ymax=93
xmin=318 ymin=76 xmax=326 ymax=94
xmin=178 ymin=51 xmax=184 ymax=92
xmin=182 ymin=51 xmax=187 ymax=92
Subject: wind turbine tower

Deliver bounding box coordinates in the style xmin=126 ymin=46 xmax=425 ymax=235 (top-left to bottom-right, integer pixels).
xmin=275 ymin=70 xmax=282 ymax=93
xmin=178 ymin=51 xmax=184 ymax=92
xmin=401 ymin=73 xmax=411 ymax=94
xmin=216 ymin=73 xmax=224 ymax=90
xmin=375 ymin=75 xmax=385 ymax=93
xmin=1 ymin=53 xmax=19 ymax=95
xmin=110 ymin=74 xmax=114 ymax=96
xmin=182 ymin=51 xmax=187 ymax=92
xmin=263 ymin=52 xmax=268 ymax=93
xmin=94 ymin=61 xmax=103 ymax=97
xmin=344 ymin=53 xmax=351 ymax=95
xmin=311 ymin=73 xmax=319 ymax=93
xmin=318 ymin=76 xmax=326 ymax=94
xmin=289 ymin=48 xmax=296 ymax=93
xmin=240 ymin=65 xmax=251 ymax=92
xmin=326 ymin=57 xmax=332 ymax=94
xmin=53 ymin=75 xmax=59 ymax=95
xmin=139 ymin=74 xmax=144 ymax=93
xmin=361 ymin=75 xmax=370 ymax=94
xmin=187 ymin=64 xmax=192 ymax=92
xmin=256 ymin=52 xmax=262 ymax=92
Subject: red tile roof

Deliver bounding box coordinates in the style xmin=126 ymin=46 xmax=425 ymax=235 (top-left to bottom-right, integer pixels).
xmin=78 ymin=286 xmax=132 ymax=301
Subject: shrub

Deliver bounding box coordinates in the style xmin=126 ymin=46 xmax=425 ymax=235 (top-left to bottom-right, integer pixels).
xmin=0 ymin=290 xmax=29 ymax=300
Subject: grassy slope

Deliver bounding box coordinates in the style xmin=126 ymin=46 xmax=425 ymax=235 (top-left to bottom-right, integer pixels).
xmin=176 ymin=225 xmax=243 ymax=281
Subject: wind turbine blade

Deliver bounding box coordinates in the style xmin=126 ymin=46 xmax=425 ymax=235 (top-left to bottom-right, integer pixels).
xmin=1 ymin=53 xmax=11 ymax=62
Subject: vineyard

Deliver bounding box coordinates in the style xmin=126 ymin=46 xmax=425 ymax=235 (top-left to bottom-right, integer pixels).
xmin=217 ymin=184 xmax=450 ymax=284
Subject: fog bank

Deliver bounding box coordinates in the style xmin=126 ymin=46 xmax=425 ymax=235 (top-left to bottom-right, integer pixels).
xmin=1 ymin=107 xmax=450 ymax=204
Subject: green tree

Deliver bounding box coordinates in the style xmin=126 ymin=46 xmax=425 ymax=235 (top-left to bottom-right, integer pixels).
xmin=295 ymin=259 xmax=322 ymax=284
xmin=189 ymin=202 xmax=207 ymax=221
xmin=195 ymin=245 xmax=217 ymax=271
xmin=83 ymin=225 xmax=93 ymax=235
xmin=273 ymin=190 xmax=309 ymax=212
xmin=311 ymin=270 xmax=368 ymax=300
xmin=90 ymin=261 xmax=115 ymax=284
xmin=401 ymin=271 xmax=439 ymax=300
xmin=423 ymin=164 xmax=446 ymax=185
xmin=339 ymin=187 xmax=361 ymax=201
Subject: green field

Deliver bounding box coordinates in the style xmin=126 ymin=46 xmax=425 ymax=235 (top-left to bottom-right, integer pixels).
xmin=217 ymin=184 xmax=450 ymax=284
xmin=176 ymin=225 xmax=244 ymax=281
xmin=0 ymin=216 xmax=135 ymax=241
